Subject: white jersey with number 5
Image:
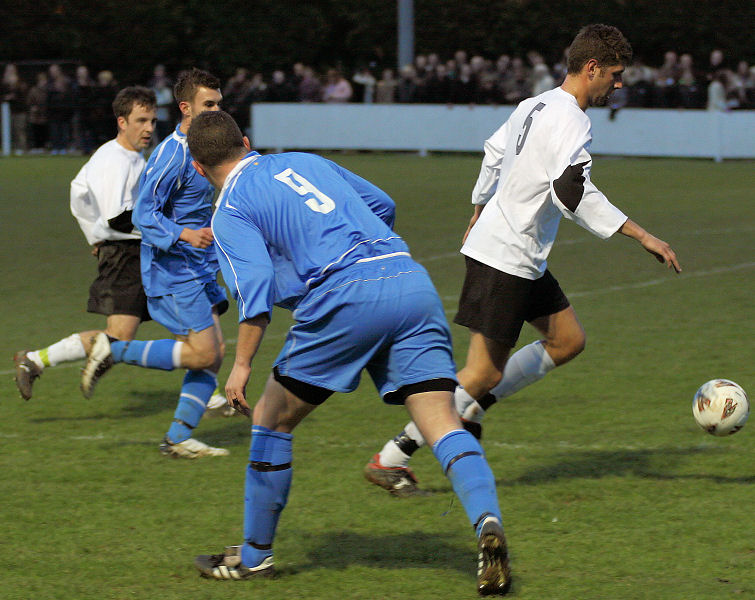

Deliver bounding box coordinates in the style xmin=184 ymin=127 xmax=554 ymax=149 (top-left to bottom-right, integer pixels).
xmin=462 ymin=86 xmax=627 ymax=280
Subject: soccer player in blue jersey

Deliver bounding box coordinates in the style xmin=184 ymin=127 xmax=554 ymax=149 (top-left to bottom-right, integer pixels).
xmin=81 ymin=69 xmax=231 ymax=459
xmin=173 ymin=110 xmax=509 ymax=595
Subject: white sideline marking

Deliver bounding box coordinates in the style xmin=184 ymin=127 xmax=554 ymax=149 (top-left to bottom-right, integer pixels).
xmin=2 ymin=261 xmax=752 ymax=377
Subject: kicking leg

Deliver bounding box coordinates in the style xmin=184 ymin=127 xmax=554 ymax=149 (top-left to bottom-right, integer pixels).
xmin=461 ymin=306 xmax=584 ymax=422
xmin=14 ymin=314 xmax=140 ymax=400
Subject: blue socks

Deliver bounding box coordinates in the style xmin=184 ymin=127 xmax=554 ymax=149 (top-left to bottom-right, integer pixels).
xmin=166 ymin=370 xmax=216 ymax=443
xmin=111 ymin=339 xmax=177 ymax=371
xmin=432 ymin=429 xmax=501 ymax=535
xmin=242 ymin=425 xmax=293 ymax=568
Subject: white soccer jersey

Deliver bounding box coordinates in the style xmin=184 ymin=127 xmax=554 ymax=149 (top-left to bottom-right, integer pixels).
xmin=70 ymin=139 xmax=145 ymax=245
xmin=462 ymin=86 xmax=627 ymax=280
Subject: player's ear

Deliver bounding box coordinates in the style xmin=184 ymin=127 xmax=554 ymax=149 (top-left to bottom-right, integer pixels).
xmin=242 ymin=136 xmax=251 ymax=151
xmin=192 ymin=159 xmax=207 ymax=178
xmin=116 ymin=115 xmax=127 ymax=133
xmin=585 ymin=58 xmax=598 ymax=80
xmin=179 ymin=100 xmax=191 ymax=118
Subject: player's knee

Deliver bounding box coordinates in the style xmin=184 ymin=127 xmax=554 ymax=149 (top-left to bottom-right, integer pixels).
xmin=185 ymin=344 xmax=222 ymax=371
xmin=462 ymin=365 xmax=504 ymax=396
xmin=554 ymin=330 xmax=585 ymax=365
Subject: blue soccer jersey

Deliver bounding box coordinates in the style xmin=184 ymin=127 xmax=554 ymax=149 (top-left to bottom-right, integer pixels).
xmin=134 ymin=125 xmax=219 ymax=297
xmin=212 ymin=151 xmax=409 ymax=320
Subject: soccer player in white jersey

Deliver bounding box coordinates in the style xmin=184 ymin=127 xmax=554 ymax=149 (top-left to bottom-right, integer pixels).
xmin=366 ymin=24 xmax=682 ymax=495
xmin=13 ymin=87 xmax=156 ymax=400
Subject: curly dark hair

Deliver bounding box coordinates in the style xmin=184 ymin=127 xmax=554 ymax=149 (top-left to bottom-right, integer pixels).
xmin=566 ymin=24 xmax=633 ymax=73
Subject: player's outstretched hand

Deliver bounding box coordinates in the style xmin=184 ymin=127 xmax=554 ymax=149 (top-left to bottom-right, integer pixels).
xmin=225 ymin=363 xmax=252 ymax=417
xmin=180 ymin=227 xmax=214 ymax=249
xmin=641 ymin=233 xmax=682 ymax=273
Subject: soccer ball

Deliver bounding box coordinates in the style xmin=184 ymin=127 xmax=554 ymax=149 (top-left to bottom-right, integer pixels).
xmin=692 ymin=379 xmax=749 ymax=436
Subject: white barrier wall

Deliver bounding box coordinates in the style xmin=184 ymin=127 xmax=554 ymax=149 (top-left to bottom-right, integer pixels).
xmin=251 ymin=103 xmax=755 ymax=160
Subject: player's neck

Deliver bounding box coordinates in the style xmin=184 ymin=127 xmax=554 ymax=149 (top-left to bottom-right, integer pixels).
xmin=560 ymin=75 xmax=588 ymax=111
xmin=115 ymin=133 xmax=138 ymax=152
xmin=179 ymin=117 xmax=191 ymax=135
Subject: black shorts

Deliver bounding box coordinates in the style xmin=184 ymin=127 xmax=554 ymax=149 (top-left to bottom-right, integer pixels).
xmin=453 ymin=256 xmax=569 ymax=346
xmin=87 ymin=239 xmax=150 ymax=321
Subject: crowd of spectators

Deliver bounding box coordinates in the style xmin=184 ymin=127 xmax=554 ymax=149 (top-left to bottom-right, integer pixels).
xmin=2 ymin=48 xmax=754 ymax=155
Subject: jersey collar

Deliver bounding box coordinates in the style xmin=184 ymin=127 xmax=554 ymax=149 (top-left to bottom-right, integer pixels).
xmin=215 ymin=151 xmax=262 ymax=208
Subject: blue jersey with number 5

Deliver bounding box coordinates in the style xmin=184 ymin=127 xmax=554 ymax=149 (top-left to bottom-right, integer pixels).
xmin=212 ymin=151 xmax=409 ymax=321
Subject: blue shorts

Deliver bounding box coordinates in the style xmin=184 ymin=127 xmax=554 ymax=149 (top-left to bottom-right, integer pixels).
xmin=274 ymin=257 xmax=457 ymax=404
xmin=147 ymin=280 xmax=228 ymax=336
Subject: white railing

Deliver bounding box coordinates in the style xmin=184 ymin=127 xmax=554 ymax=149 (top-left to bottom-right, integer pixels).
xmin=250 ymin=103 xmax=755 ymax=161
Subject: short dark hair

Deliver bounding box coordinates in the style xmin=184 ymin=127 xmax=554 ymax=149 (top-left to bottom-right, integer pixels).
xmin=112 ymin=86 xmax=156 ymax=119
xmin=187 ymin=110 xmax=246 ymax=168
xmin=173 ymin=68 xmax=221 ymax=104
xmin=566 ymin=24 xmax=632 ymax=74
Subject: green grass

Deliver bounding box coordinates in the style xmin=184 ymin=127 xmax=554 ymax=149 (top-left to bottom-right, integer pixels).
xmin=0 ymin=154 xmax=753 ymax=600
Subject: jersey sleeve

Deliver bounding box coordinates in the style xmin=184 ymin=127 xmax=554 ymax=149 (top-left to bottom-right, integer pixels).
xmin=133 ymin=149 xmax=186 ymax=250
xmin=324 ymin=159 xmax=396 ymax=228
xmin=471 ymin=120 xmax=510 ymax=206
xmin=548 ymin=120 xmax=627 ymax=239
xmin=212 ymin=204 xmax=276 ymax=322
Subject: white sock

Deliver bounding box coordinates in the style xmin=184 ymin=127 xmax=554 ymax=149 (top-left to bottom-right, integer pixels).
xmin=489 ymin=340 xmax=555 ymax=399
xmin=172 ymin=341 xmax=184 ymax=368
xmin=453 ymin=385 xmax=476 ymax=416
xmin=377 ymin=438 xmax=412 ymax=468
xmin=29 ymin=333 xmax=86 ymax=369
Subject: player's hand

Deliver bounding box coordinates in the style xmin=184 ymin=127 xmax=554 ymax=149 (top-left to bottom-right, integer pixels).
xmin=180 ymin=227 xmax=214 ymax=249
xmin=225 ymin=363 xmax=252 ymax=417
xmin=91 ymin=243 xmax=101 ymax=257
xmin=641 ymin=234 xmax=682 ymax=273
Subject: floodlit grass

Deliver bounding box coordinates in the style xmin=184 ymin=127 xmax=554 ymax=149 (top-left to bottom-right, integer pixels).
xmin=0 ymin=153 xmax=753 ymax=600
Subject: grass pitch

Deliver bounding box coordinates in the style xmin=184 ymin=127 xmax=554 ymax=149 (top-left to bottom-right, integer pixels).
xmin=0 ymin=153 xmax=753 ymax=600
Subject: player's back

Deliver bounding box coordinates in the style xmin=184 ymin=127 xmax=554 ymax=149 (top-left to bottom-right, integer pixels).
xmin=214 ymin=151 xmax=409 ymax=308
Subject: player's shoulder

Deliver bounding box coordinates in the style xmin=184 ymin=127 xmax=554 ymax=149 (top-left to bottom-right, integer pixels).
xmin=145 ymin=132 xmax=188 ymax=175
xmin=86 ymin=139 xmax=141 ymax=171
xmin=531 ymin=88 xmax=590 ymax=139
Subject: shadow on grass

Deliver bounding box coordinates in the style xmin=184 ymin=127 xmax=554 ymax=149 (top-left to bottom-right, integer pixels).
xmin=277 ymin=529 xmax=472 ymax=576
xmin=510 ymin=447 xmax=755 ymax=485
xmin=413 ymin=446 xmax=754 ymax=495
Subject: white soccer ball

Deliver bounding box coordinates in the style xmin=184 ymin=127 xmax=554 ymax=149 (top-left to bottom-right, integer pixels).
xmin=692 ymin=379 xmax=749 ymax=436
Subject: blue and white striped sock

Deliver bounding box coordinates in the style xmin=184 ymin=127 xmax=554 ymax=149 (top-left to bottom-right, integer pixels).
xmin=166 ymin=369 xmax=216 ymax=443
xmin=110 ymin=339 xmax=179 ymax=371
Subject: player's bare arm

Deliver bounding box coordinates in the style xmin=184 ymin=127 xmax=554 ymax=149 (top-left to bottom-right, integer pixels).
xmin=179 ymin=226 xmax=214 ymax=248
xmin=225 ymin=314 xmax=269 ymax=415
xmin=619 ymin=218 xmax=682 ymax=273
